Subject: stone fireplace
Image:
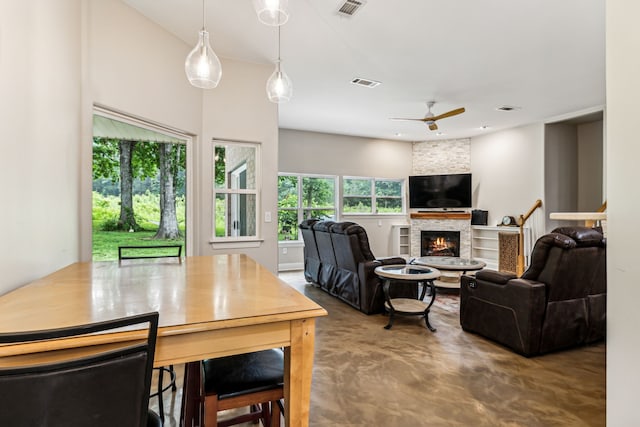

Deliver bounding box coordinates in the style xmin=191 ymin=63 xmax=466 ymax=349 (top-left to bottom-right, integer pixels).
xmin=421 ymin=230 xmax=460 ymax=257
xmin=410 ymin=212 xmax=471 ymax=259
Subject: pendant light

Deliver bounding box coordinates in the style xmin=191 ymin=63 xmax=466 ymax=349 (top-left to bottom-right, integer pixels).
xmin=266 ymin=26 xmax=292 ymax=103
xmin=253 ymin=0 xmax=289 ymax=26
xmin=185 ymin=0 xmax=222 ymax=89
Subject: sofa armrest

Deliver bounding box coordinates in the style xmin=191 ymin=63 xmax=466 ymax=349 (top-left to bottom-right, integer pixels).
xmin=375 ymin=256 xmax=407 ymax=266
xmin=474 ymin=269 xmax=518 ymax=284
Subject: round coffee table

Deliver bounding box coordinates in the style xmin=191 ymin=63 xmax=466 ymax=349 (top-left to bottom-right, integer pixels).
xmin=374 ymin=264 xmax=441 ymax=332
xmin=413 ymin=256 xmax=486 ymax=289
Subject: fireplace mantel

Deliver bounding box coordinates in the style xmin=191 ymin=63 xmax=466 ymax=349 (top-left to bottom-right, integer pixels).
xmin=410 ymin=212 xmax=471 ymax=220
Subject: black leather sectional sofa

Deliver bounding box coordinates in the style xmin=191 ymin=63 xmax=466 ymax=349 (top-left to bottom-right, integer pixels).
xmin=299 ymin=219 xmax=415 ymax=314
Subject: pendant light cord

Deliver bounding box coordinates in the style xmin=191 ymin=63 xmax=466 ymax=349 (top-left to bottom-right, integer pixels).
xmin=277 ymin=25 xmax=281 ymax=63
xmin=202 ymin=0 xmax=206 ymax=31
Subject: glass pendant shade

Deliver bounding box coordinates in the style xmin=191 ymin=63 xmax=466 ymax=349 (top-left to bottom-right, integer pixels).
xmin=253 ymin=0 xmax=289 ymax=26
xmin=185 ymin=30 xmax=222 ymax=89
xmin=266 ymin=61 xmax=292 ymax=103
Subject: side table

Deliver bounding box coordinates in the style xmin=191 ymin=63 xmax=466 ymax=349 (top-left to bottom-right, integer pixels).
xmin=374 ymin=264 xmax=441 ymax=332
xmin=413 ymin=256 xmax=486 ymax=289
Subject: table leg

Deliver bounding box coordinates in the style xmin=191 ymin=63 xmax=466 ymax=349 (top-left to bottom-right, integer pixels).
xmin=382 ymin=279 xmax=395 ymax=330
xmin=423 ymin=280 xmax=437 ymax=332
xmin=284 ymin=318 xmax=316 ymax=427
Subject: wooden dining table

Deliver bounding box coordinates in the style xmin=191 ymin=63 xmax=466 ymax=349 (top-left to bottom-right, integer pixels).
xmin=0 ymin=254 xmax=327 ymax=427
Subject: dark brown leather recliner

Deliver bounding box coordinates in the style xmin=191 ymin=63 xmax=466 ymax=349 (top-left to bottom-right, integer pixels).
xmin=460 ymin=226 xmax=606 ymax=356
xmin=312 ymin=220 xmax=338 ymax=293
xmin=299 ymin=219 xmax=321 ymax=284
xmin=300 ymin=220 xmax=412 ymax=314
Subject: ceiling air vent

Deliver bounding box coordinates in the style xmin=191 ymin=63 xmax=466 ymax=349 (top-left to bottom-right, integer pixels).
xmin=351 ymin=77 xmax=381 ymax=88
xmin=337 ymin=0 xmax=366 ymax=17
xmin=496 ymin=105 xmax=521 ymax=112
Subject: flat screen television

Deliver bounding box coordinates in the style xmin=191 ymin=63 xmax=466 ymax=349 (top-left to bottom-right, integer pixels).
xmin=408 ymin=173 xmax=472 ymax=209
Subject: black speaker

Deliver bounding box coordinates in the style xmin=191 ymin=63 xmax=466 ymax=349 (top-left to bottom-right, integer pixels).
xmin=471 ymin=210 xmax=488 ymax=225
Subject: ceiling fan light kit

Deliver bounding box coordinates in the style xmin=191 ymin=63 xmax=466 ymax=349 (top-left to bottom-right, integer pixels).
xmin=185 ymin=0 xmax=222 ymax=89
xmin=253 ymin=0 xmax=289 ymax=26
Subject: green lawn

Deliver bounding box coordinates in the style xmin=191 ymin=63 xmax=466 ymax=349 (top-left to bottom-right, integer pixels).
xmin=92 ymin=229 xmax=185 ymax=261
xmin=92 ymin=191 xmax=186 ymax=261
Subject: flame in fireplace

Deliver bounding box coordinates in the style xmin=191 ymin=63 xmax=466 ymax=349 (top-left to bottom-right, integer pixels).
xmin=421 ymin=230 xmax=461 ymax=257
xmin=432 ymin=237 xmax=450 ymax=252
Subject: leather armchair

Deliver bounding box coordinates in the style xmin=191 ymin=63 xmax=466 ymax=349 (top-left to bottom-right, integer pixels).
xmin=460 ymin=226 xmax=606 ymax=356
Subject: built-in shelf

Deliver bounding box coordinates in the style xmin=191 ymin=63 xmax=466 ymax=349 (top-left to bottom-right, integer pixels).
xmin=471 ymin=225 xmax=532 ymax=271
xmin=391 ymin=224 xmax=411 ymax=258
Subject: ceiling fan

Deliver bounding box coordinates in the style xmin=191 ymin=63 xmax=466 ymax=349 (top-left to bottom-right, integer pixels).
xmin=391 ymin=101 xmax=465 ymax=131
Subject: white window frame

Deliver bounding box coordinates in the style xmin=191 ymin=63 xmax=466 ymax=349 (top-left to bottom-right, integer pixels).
xmin=342 ymin=176 xmax=405 ymax=216
xmin=212 ymin=139 xmax=261 ymax=243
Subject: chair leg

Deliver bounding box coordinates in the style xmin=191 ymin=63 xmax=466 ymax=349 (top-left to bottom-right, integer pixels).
xmin=271 ymin=400 xmax=281 ymax=427
xmin=251 ymin=404 xmax=261 ymax=425
xmin=169 ymin=364 xmax=177 ymax=391
xmin=203 ymin=392 xmax=219 ymax=427
xmin=180 ymin=362 xmax=201 ymax=427
xmin=261 ymin=402 xmax=271 ymax=427
xmin=157 ymin=368 xmax=165 ymax=421
xmin=271 ymin=403 xmax=279 ymax=427
xmin=153 ymin=365 xmax=177 ymax=422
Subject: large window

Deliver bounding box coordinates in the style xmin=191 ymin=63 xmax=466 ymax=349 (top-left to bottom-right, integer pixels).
xmin=343 ymin=177 xmax=404 ymax=214
xmin=213 ymin=141 xmax=260 ymax=240
xmin=278 ymin=174 xmax=336 ymax=241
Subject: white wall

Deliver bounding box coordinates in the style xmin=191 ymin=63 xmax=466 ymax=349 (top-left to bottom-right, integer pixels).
xmin=606 ymin=0 xmax=640 ymax=423
xmin=89 ymin=0 xmax=201 ymax=134
xmin=545 ymin=123 xmax=578 ymax=231
xmin=0 ymin=1 xmax=83 ymax=295
xmin=280 ymin=129 xmax=413 ymax=178
xmin=278 ymin=129 xmax=413 ymax=263
xmin=198 ymin=59 xmax=279 ymax=271
xmin=470 ymin=124 xmax=546 ymax=238
xmin=577 ymin=120 xmax=604 ymax=211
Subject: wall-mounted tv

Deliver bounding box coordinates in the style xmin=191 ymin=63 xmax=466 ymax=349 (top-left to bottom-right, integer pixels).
xmin=409 ymin=173 xmax=472 ymax=209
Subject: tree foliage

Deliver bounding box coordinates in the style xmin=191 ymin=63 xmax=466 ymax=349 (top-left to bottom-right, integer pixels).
xmin=214 ymin=146 xmax=226 ymax=187
xmin=302 ymin=177 xmax=334 ymax=208
xmin=92 ymin=137 xmax=186 ymax=234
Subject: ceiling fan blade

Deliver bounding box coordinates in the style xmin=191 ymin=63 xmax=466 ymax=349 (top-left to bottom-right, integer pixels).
xmin=430 ymin=107 xmax=466 ymax=122
xmin=390 ymin=117 xmax=429 ymax=122
xmin=429 ymin=123 xmax=438 ymax=131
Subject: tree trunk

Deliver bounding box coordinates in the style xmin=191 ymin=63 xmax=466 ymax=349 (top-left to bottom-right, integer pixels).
xmin=154 ymin=143 xmax=181 ymax=239
xmin=118 ymin=140 xmax=138 ymax=231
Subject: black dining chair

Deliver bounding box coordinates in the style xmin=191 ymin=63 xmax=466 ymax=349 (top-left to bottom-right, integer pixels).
xmin=0 ymin=312 xmax=161 ymax=427
xmin=181 ymin=349 xmax=285 ymax=427
xmin=118 ymin=245 xmax=182 ymax=421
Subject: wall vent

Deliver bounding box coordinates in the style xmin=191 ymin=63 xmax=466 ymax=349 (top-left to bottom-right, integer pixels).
xmin=351 ymin=77 xmax=381 ymax=88
xmin=337 ymin=0 xmax=366 ymax=17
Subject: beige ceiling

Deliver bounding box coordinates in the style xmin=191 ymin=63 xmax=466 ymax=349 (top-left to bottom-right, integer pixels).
xmin=123 ymin=0 xmax=605 ymax=142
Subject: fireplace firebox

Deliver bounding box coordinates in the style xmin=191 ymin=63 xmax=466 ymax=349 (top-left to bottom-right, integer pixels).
xmin=421 ymin=231 xmax=460 ymax=257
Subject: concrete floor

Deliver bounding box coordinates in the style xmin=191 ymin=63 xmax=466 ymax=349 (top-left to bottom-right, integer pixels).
xmin=152 ymin=271 xmax=606 ymax=427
